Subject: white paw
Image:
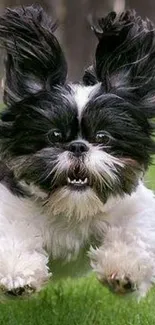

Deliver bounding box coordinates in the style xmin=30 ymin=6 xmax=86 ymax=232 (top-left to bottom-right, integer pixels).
xmin=0 ymin=275 xmax=36 ymax=296
xmin=89 ymin=245 xmax=155 ymax=298
xmin=0 ymin=250 xmax=51 ymax=296
xmin=0 ymin=269 xmax=51 ymax=296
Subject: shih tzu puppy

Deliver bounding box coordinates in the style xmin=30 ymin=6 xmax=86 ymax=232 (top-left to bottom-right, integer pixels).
xmin=0 ymin=5 xmax=154 ymax=298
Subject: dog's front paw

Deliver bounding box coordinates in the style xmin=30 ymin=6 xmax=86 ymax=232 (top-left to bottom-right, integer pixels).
xmin=0 ymin=276 xmax=37 ymax=296
xmin=103 ymin=272 xmax=136 ymax=294
xmin=89 ymin=244 xmax=155 ymax=298
xmin=0 ymin=250 xmax=51 ymax=297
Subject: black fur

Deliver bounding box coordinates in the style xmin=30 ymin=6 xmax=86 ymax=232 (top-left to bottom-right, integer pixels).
xmin=0 ymin=161 xmax=28 ymax=197
xmin=0 ymin=6 xmax=154 ymax=202
xmin=0 ymin=86 xmax=78 ymax=155
xmin=0 ymin=4 xmax=67 ymax=105
xmin=93 ymin=10 xmax=155 ymax=97
xmin=81 ymin=88 xmax=154 ymax=167
xmin=83 ymin=9 xmax=155 ymax=166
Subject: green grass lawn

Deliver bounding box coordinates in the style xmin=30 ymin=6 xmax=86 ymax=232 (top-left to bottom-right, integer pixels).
xmin=0 ymin=167 xmax=154 ymax=325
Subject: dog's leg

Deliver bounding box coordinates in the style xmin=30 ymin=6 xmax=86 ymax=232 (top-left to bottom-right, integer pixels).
xmin=0 ymin=246 xmax=50 ymax=296
xmin=89 ymin=229 xmax=155 ymax=298
xmin=0 ymin=186 xmax=50 ymax=296
xmin=0 ymin=223 xmax=51 ymax=296
xmin=89 ymin=194 xmax=155 ymax=298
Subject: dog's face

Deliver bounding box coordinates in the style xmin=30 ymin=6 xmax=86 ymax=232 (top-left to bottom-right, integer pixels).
xmin=0 ymin=83 xmax=148 ymax=218
xmin=0 ymin=7 xmax=154 ymax=219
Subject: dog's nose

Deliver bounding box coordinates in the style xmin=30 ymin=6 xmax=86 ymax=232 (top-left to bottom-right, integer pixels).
xmin=68 ymin=141 xmax=89 ymax=156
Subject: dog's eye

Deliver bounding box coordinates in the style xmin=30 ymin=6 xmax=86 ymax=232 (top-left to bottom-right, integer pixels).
xmin=47 ymin=129 xmax=63 ymax=142
xmin=95 ymin=131 xmax=111 ymax=144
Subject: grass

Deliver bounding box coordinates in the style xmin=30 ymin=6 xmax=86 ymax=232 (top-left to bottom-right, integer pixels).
xmin=1 ymin=276 xmax=155 ymax=325
xmin=0 ymin=163 xmax=154 ymax=324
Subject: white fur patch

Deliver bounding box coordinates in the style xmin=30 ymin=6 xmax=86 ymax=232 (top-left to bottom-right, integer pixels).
xmin=85 ymin=145 xmax=124 ymax=189
xmin=71 ymin=84 xmax=101 ymax=120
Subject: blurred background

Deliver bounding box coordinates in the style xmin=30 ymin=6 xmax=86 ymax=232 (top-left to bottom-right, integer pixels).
xmin=0 ymin=0 xmax=155 ymax=87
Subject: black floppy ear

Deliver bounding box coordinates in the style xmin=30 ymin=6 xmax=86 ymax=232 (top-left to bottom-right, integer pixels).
xmin=91 ymin=10 xmax=155 ymax=118
xmin=0 ymin=4 xmax=67 ymax=105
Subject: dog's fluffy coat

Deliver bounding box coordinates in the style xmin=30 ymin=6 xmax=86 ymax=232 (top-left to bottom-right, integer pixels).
xmin=0 ymin=6 xmax=154 ymax=297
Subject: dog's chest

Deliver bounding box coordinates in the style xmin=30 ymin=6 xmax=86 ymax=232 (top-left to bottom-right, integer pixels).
xmin=44 ymin=215 xmax=101 ymax=278
xmin=43 ymin=213 xmax=104 ymax=262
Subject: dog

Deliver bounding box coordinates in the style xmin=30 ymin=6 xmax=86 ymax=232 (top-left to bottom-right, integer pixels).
xmin=0 ymin=5 xmax=154 ymax=298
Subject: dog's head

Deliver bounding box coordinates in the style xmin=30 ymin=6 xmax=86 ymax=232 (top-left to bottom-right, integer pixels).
xmin=0 ymin=6 xmax=154 ymax=219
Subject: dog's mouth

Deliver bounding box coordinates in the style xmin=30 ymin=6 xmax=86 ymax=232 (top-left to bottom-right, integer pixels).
xmin=67 ymin=167 xmax=89 ymax=190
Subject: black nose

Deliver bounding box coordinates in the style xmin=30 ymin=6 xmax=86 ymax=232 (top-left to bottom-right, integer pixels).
xmin=68 ymin=141 xmax=89 ymax=156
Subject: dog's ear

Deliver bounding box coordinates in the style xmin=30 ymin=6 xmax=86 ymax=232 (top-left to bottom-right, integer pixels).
xmin=0 ymin=4 xmax=67 ymax=105
xmin=92 ymin=10 xmax=155 ymax=118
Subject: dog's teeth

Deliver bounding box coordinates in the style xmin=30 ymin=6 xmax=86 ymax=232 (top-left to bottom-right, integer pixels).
xmin=80 ymin=180 xmax=85 ymax=184
xmin=67 ymin=177 xmax=88 ymax=185
xmin=71 ymin=180 xmax=76 ymax=184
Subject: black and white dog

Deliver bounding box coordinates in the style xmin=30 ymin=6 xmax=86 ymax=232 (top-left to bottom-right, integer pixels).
xmin=0 ymin=5 xmax=154 ymax=298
